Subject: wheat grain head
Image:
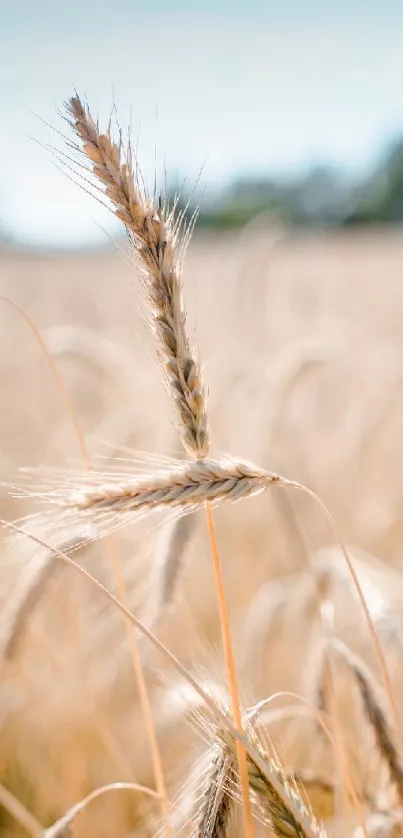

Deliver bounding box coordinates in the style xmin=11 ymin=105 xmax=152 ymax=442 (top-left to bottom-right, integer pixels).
xmin=13 ymin=456 xmax=285 ymax=540
xmin=66 ymin=95 xmax=209 ymax=459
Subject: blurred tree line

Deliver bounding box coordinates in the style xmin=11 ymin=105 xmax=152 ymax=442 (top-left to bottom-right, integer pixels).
xmin=3 ymin=137 xmax=403 ymax=246
xmin=172 ymin=136 xmax=403 ymax=230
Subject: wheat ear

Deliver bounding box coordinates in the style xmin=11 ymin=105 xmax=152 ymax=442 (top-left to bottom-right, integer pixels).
xmin=217 ymin=726 xmax=326 ymax=838
xmin=333 ymin=639 xmax=403 ymax=802
xmin=19 ymin=458 xmax=283 ymax=533
xmin=66 ymin=95 xmax=209 ymax=459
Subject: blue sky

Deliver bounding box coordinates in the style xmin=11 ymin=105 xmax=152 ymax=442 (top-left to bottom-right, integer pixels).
xmin=1 ymin=1 xmax=403 ymax=246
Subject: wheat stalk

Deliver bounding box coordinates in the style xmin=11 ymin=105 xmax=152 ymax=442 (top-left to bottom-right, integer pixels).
xmin=44 ymin=781 xmax=160 ymax=837
xmin=66 ymin=95 xmax=209 ymax=459
xmin=204 ymin=503 xmax=256 ymax=838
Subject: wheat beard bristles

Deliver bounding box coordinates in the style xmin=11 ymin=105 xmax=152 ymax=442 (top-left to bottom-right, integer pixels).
xmin=66 ymin=95 xmax=209 ymax=459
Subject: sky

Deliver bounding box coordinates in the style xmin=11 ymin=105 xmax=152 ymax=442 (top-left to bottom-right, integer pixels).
xmin=2 ymin=0 xmax=403 ymax=247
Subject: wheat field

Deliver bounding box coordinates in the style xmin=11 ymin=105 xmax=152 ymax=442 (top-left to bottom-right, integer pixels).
xmin=1 ymin=116 xmax=403 ymax=837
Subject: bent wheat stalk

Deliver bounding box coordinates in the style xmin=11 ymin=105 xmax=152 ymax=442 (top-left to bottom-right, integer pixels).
xmin=44 ymin=781 xmax=161 ymax=838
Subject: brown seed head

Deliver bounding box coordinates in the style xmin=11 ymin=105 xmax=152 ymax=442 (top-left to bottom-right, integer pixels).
xmin=66 ymin=95 xmax=209 ymax=458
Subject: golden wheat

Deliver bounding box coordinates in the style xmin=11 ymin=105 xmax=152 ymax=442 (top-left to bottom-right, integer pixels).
xmin=1 ymin=84 xmax=402 ymax=838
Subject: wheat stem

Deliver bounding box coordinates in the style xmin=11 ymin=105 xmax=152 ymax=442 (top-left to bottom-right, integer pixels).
xmin=206 ymin=503 xmax=255 ymax=838
xmin=0 ymin=782 xmax=43 ymax=837
xmin=44 ymin=781 xmax=161 ymax=837
xmin=108 ymin=540 xmax=172 ymax=836
xmin=21 ymin=458 xmax=280 ymax=525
